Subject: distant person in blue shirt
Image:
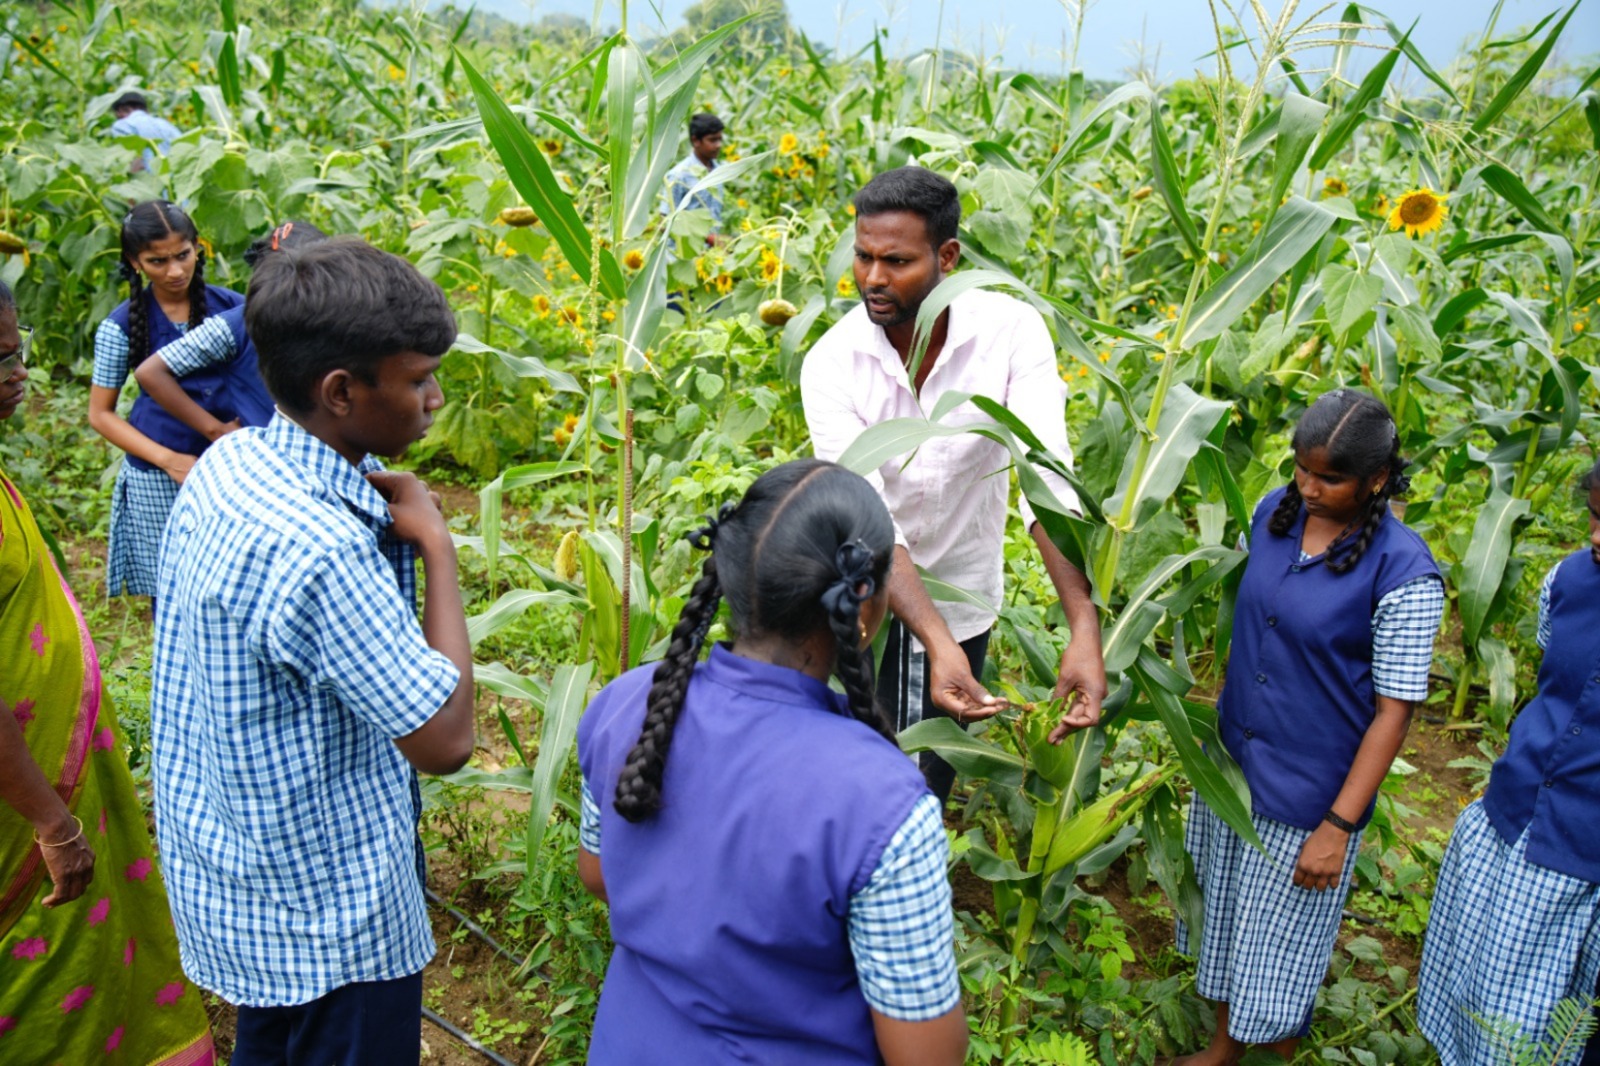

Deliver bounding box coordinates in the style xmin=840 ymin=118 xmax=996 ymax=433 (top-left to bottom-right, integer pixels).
xmin=1418 ymin=457 xmax=1600 ymax=1066
xmin=108 ymin=90 xmax=182 ymax=174
xmin=661 ymin=112 xmax=726 ymax=247
xmin=149 ymin=238 xmax=475 ymax=1066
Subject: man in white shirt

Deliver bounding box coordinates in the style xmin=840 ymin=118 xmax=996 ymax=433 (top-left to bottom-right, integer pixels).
xmin=801 ymin=167 xmax=1104 ymax=801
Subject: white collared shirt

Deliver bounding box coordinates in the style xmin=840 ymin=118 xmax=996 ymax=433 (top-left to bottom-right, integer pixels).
xmin=801 ymin=288 xmax=1081 ymax=643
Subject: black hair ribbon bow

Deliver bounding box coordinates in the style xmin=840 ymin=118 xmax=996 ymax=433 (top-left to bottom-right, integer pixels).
xmin=686 ymin=502 xmax=738 ymax=551
xmin=820 ymin=540 xmax=877 ymax=617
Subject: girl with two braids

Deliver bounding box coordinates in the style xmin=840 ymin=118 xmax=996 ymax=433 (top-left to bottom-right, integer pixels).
xmin=88 ymin=200 xmax=241 ymax=602
xmin=576 ymin=459 xmax=967 ymax=1065
xmin=1176 ymin=390 xmax=1443 ymax=1065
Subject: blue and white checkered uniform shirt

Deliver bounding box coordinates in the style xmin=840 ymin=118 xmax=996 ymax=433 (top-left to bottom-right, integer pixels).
xmin=661 ymin=152 xmax=723 ymax=225
xmin=580 ymin=784 xmax=959 ymax=1020
xmin=157 ymin=313 xmax=238 ymax=375
xmin=150 ymin=412 xmax=459 ymax=1007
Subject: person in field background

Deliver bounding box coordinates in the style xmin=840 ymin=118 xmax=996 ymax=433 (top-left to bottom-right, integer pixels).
xmin=800 ymin=166 xmax=1106 ymax=804
xmin=106 ymin=90 xmax=182 ymax=175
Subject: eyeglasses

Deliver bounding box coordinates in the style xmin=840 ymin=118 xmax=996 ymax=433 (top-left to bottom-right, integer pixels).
xmin=0 ymin=326 xmax=33 ymax=379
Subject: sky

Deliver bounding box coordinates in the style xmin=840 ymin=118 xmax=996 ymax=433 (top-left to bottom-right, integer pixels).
xmin=453 ymin=0 xmax=1598 ymax=85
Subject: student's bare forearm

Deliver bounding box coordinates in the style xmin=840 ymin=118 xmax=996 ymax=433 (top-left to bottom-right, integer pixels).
xmin=88 ymin=386 xmax=180 ymax=468
xmin=886 ymin=546 xmax=963 ymax=661
xmin=0 ymin=698 xmax=76 ymax=840
xmin=1330 ymin=696 xmax=1414 ymax=825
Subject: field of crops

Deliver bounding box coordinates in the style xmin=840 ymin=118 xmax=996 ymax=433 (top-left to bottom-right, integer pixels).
xmin=1 ymin=0 xmax=1597 ymax=1061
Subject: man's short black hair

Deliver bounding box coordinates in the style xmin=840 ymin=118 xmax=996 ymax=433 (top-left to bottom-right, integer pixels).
xmin=689 ymin=113 xmax=724 ymax=141
xmin=852 ymin=167 xmax=961 ymax=248
xmin=111 ymin=90 xmax=148 ymax=112
xmin=245 ymin=238 xmax=456 ymax=416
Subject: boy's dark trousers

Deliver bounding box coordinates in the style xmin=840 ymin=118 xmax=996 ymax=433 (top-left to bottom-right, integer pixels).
xmin=875 ymin=619 xmax=991 ymax=806
xmin=231 ymin=971 xmax=424 ymax=1066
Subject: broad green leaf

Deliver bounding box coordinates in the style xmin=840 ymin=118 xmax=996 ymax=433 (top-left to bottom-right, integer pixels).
xmin=1483 ymin=289 xmax=1553 ymax=356
xmin=474 ymin=661 xmax=550 ymax=705
xmin=1150 ymin=105 xmax=1201 ymax=260
xmin=453 ymin=333 xmax=581 ymax=393
xmin=836 ymin=415 xmax=969 ymax=476
xmin=1320 ymin=264 xmax=1384 ymax=337
xmin=477 ymin=460 xmax=585 ymax=590
xmin=606 ymin=38 xmax=648 ymax=244
xmin=1183 ymin=197 xmax=1341 ymax=347
xmin=1434 ymin=287 xmax=1488 ymax=336
xmin=921 ymin=572 xmax=996 ymax=614
xmin=898 ymin=717 xmax=1024 ymax=789
xmin=1471 ymin=4 xmax=1580 ymax=136
xmin=1391 ymin=304 xmax=1442 ymax=362
xmin=1265 ymin=92 xmax=1329 ymax=233
xmin=525 ymin=661 xmax=596 ymax=878
xmin=327 ymin=40 xmax=401 ymax=129
xmin=467 ymin=589 xmax=585 ymax=646
xmin=458 ymin=50 xmax=617 ymax=300
xmin=1456 ymin=490 xmax=1530 ymax=647
xmin=1102 ymin=546 xmax=1242 ymax=674
xmin=1102 ymin=384 xmax=1231 ymax=532
xmin=1130 ymin=653 xmax=1262 ymax=853
xmin=1476 ymin=163 xmax=1565 ymax=235
xmin=1478 ymin=635 xmax=1517 ymax=720
xmin=1308 ymin=25 xmax=1409 ymax=171
xmin=1355 ymin=5 xmax=1461 ymax=103
xmin=1032 ymin=81 xmax=1154 ymax=193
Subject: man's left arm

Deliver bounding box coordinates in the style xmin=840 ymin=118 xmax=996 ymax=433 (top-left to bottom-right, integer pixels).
xmin=1005 ymin=309 xmax=1106 ymax=742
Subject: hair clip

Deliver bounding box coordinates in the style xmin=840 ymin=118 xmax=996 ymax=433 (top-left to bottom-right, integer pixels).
xmin=270 ymin=222 xmax=294 ymax=251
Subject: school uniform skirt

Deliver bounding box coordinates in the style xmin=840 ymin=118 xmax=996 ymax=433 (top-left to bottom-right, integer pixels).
xmin=105 ymin=460 xmax=180 ymax=597
xmin=1177 ymin=795 xmax=1362 ymax=1043
xmin=1417 ymin=800 xmax=1600 ymax=1066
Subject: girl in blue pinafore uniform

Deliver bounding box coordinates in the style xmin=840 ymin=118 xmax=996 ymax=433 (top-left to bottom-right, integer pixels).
xmin=1176 ymin=390 xmax=1444 ymax=1064
xmin=131 ymin=222 xmax=328 ymax=455
xmin=87 ymin=201 xmax=241 ymax=601
xmin=1419 ymin=459 xmax=1600 ymax=1066
xmin=576 ymin=459 xmax=968 ymax=1066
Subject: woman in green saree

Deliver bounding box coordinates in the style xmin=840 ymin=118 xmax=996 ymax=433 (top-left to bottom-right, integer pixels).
xmin=0 ymin=283 xmax=214 ymax=1064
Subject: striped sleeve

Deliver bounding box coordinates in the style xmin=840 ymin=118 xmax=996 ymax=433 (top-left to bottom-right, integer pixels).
xmin=1537 ymin=560 xmax=1560 ymax=651
xmin=1370 ymin=575 xmax=1445 ymax=700
xmin=847 ymin=793 xmax=960 ymax=1021
xmin=159 ymin=315 xmax=238 ymax=376
xmin=579 ymin=779 xmax=602 ymax=855
xmin=91 ymin=319 xmax=132 ymax=390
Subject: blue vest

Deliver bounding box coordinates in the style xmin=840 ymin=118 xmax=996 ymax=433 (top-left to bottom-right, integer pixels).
xmin=1482 ymin=550 xmax=1600 ymax=883
xmin=1219 ymin=487 xmax=1440 ymax=831
xmin=578 ymin=644 xmax=930 ymax=1065
xmin=109 ymin=284 xmax=249 ymax=471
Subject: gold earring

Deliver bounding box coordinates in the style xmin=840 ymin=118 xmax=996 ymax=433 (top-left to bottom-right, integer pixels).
xmin=859 ymin=620 xmax=869 ymax=645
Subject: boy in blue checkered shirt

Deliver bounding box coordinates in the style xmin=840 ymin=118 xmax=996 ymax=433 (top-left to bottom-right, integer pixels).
xmin=149 ymin=238 xmax=476 ymax=1066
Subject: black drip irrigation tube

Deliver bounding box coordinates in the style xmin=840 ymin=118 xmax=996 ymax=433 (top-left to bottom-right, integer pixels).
xmin=421 ymin=887 xmax=551 ymax=1065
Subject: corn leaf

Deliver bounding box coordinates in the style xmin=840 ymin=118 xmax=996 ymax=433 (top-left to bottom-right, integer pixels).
xmin=1475 ymin=163 xmax=1565 ymax=236
xmin=1471 ymin=3 xmax=1580 ymax=136
xmin=1456 ymin=490 xmax=1530 ymax=647
xmin=524 ymin=661 xmax=595 ymax=879
xmin=1150 ymin=105 xmax=1201 ymax=260
xmin=1307 ymin=24 xmax=1410 ymax=172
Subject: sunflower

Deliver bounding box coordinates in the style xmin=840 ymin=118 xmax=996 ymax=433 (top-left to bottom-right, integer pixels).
xmin=713 ymin=273 xmax=735 ymax=295
xmin=532 ymin=294 xmax=551 ymax=317
xmin=540 ymin=139 xmax=562 ymax=156
xmin=622 ymin=248 xmax=645 ymax=271
xmin=1321 ymin=176 xmax=1348 ymax=199
xmin=1370 ymin=194 xmax=1391 ymax=216
xmin=761 ymin=256 xmax=781 ymax=283
xmin=837 ymin=274 xmax=856 ymax=298
xmin=1388 ymin=188 xmax=1448 ymax=238
xmin=778 ymin=133 xmax=799 ymax=155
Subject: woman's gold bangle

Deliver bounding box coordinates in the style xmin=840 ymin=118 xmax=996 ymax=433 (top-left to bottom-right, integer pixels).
xmin=34 ymin=815 xmax=84 ymax=849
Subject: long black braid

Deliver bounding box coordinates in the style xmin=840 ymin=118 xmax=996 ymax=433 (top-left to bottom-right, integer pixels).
xmin=612 ymin=460 xmax=897 ymax=822
xmin=612 ymin=555 xmax=722 ymax=823
xmin=118 ymin=200 xmax=208 ymax=366
xmin=1270 ymin=389 xmax=1412 ymax=574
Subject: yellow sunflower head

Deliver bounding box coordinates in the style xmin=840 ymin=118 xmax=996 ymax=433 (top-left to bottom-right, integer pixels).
xmin=1321 ymin=176 xmax=1349 ymax=199
xmin=622 ymin=248 xmax=645 ymax=271
xmin=761 ymin=257 xmax=780 ymax=282
xmin=778 ymin=133 xmax=799 ymax=155
xmin=1370 ymin=194 xmax=1391 ymax=217
xmin=837 ymin=274 xmax=856 ymax=298
xmin=1388 ymin=188 xmax=1448 ymax=238
xmin=714 ymin=273 xmax=734 ymax=295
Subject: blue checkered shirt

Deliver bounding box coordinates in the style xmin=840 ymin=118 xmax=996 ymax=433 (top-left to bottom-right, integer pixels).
xmin=661 ymin=152 xmax=723 ymax=225
xmin=108 ymin=107 xmax=182 ymax=172
xmin=157 ymin=313 xmax=238 ymax=375
xmin=1537 ymin=560 xmax=1559 ymax=651
xmin=150 ymin=412 xmax=459 ymax=1006
xmin=580 ymin=784 xmax=959 ymax=1020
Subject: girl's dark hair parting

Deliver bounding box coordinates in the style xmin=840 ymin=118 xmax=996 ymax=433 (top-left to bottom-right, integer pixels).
xmin=1579 ymin=456 xmax=1600 ymax=492
xmin=612 ymin=459 xmax=897 ymax=823
xmin=1270 ymin=388 xmax=1411 ymax=573
xmin=118 ymin=201 xmax=207 ymax=366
